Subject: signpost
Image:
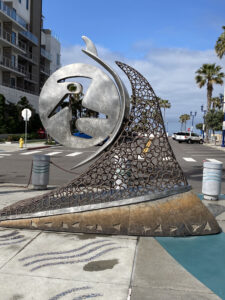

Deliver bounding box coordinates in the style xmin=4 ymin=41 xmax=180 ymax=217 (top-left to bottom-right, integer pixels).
xmin=21 ymin=108 xmax=32 ymax=148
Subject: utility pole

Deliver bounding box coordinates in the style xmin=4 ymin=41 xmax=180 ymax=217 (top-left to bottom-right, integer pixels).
xmin=201 ymin=105 xmax=207 ymax=139
xmin=190 ymin=111 xmax=197 ymax=132
xmin=221 ymin=89 xmax=225 ymax=147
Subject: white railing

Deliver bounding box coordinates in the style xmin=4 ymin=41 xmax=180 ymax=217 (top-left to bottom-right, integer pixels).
xmin=0 ymin=29 xmax=26 ymax=52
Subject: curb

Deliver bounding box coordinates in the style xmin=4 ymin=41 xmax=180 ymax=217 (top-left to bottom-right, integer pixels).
xmin=26 ymin=145 xmax=53 ymax=150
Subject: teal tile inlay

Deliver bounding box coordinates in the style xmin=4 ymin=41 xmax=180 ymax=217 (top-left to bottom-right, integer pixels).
xmin=156 ymin=233 xmax=225 ymax=299
xmin=198 ymin=193 xmax=225 ymax=200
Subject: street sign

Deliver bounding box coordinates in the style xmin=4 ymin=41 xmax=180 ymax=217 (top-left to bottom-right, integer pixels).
xmin=21 ymin=108 xmax=32 ymax=148
xmin=22 ymin=108 xmax=32 ymax=121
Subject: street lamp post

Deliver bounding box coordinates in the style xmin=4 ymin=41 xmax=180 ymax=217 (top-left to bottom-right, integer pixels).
xmin=201 ymin=105 xmax=207 ymax=139
xmin=221 ymin=89 xmax=225 ymax=147
xmin=190 ymin=111 xmax=197 ymax=132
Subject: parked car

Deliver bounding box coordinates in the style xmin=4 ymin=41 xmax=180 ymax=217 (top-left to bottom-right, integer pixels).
xmin=187 ymin=132 xmax=204 ymax=144
xmin=175 ymin=132 xmax=203 ymax=144
xmin=174 ymin=132 xmax=188 ymax=143
xmin=172 ymin=132 xmax=177 ymax=140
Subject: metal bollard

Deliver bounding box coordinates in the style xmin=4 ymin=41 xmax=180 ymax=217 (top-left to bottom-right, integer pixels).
xmin=202 ymin=161 xmax=223 ymax=200
xmin=32 ymin=154 xmax=50 ymax=190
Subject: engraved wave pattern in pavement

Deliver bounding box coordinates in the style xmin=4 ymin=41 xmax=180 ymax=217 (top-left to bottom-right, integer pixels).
xmin=0 ymin=230 xmax=26 ymax=246
xmin=19 ymin=239 xmax=123 ymax=272
xmin=48 ymin=286 xmax=103 ymax=300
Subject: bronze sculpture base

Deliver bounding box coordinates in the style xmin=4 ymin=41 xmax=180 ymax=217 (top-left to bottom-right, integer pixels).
xmin=0 ymin=191 xmax=220 ymax=236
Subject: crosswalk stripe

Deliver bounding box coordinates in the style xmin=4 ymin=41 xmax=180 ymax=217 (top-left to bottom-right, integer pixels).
xmin=207 ymin=158 xmax=223 ymax=163
xmin=46 ymin=152 xmax=62 ymax=156
xmin=0 ymin=153 xmax=11 ymax=156
xmin=21 ymin=151 xmax=42 ymax=155
xmin=183 ymin=157 xmax=196 ymax=162
xmin=66 ymin=152 xmax=82 ymax=157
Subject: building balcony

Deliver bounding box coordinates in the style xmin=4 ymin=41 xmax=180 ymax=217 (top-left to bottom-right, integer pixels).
xmin=0 ymin=0 xmax=27 ymax=29
xmin=40 ymin=64 xmax=50 ymax=76
xmin=18 ymin=51 xmax=38 ymax=65
xmin=41 ymin=47 xmax=52 ymax=61
xmin=1 ymin=82 xmax=38 ymax=95
xmin=19 ymin=31 xmax=38 ymax=46
xmin=24 ymin=72 xmax=38 ymax=83
xmin=0 ymin=29 xmax=26 ymax=53
xmin=0 ymin=55 xmax=26 ymax=76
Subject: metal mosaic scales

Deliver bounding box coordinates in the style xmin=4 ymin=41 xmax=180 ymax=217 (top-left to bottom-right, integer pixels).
xmin=0 ymin=37 xmax=220 ymax=238
xmin=0 ymin=63 xmax=189 ymax=219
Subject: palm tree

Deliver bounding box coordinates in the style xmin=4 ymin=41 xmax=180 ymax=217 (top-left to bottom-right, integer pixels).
xmin=158 ymin=98 xmax=171 ymax=120
xmin=215 ymin=26 xmax=225 ymax=59
xmin=179 ymin=114 xmax=190 ymax=132
xmin=195 ymin=64 xmax=224 ymax=112
xmin=211 ymin=96 xmax=222 ymax=110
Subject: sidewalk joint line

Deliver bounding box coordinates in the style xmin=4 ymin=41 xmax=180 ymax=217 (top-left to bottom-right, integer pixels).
xmin=0 ymin=230 xmax=42 ymax=271
xmin=127 ymin=236 xmax=139 ymax=299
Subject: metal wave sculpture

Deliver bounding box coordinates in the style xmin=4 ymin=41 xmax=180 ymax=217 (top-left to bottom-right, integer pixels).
xmin=0 ymin=37 xmax=220 ymax=236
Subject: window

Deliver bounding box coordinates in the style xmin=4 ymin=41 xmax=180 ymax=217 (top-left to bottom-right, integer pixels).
xmin=12 ymin=8 xmax=16 ymax=20
xmin=10 ymin=78 xmax=16 ymax=88
xmin=11 ymin=55 xmax=16 ymax=67
xmin=26 ymin=0 xmax=29 ymax=10
xmin=11 ymin=31 xmax=16 ymax=45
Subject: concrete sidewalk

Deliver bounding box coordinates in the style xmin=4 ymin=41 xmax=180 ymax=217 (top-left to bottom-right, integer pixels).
xmin=203 ymin=141 xmax=225 ymax=152
xmin=0 ymin=184 xmax=224 ymax=299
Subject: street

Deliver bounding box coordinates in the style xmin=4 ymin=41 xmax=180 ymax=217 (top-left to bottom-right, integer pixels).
xmin=170 ymin=138 xmax=225 ymax=193
xmin=0 ymin=139 xmax=225 ymax=193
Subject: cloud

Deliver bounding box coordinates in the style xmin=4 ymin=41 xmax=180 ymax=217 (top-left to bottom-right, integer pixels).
xmin=61 ymin=44 xmax=225 ymax=132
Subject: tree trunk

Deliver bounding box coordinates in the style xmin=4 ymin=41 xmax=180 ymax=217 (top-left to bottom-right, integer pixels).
xmin=207 ymin=82 xmax=213 ymax=112
xmin=206 ymin=82 xmax=213 ymax=141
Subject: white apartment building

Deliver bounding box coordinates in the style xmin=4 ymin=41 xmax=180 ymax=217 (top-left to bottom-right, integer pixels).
xmin=0 ymin=0 xmax=60 ymax=111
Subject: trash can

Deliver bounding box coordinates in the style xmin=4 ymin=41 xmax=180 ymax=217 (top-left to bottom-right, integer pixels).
xmin=202 ymin=161 xmax=223 ymax=200
xmin=32 ymin=154 xmax=50 ymax=190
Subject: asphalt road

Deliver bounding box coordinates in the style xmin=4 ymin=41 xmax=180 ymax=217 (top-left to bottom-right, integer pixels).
xmin=169 ymin=138 xmax=225 ymax=194
xmin=0 ymin=145 xmax=96 ymax=186
xmin=0 ymin=140 xmax=225 ymax=193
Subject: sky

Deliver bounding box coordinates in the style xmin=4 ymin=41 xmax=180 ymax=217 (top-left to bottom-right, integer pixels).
xmin=42 ymin=0 xmax=225 ymax=133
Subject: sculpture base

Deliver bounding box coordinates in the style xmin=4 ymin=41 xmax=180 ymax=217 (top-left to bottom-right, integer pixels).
xmin=0 ymin=191 xmax=221 ymax=236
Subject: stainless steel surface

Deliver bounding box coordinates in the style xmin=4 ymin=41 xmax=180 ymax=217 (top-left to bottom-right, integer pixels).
xmin=0 ymin=186 xmax=191 ymax=221
xmin=32 ymin=155 xmax=50 ymax=190
xmin=0 ymin=61 xmax=188 ymax=220
xmin=39 ymin=36 xmax=130 ymax=170
xmin=82 ymin=35 xmax=98 ymax=56
xmin=39 ymin=63 xmax=120 ymax=148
